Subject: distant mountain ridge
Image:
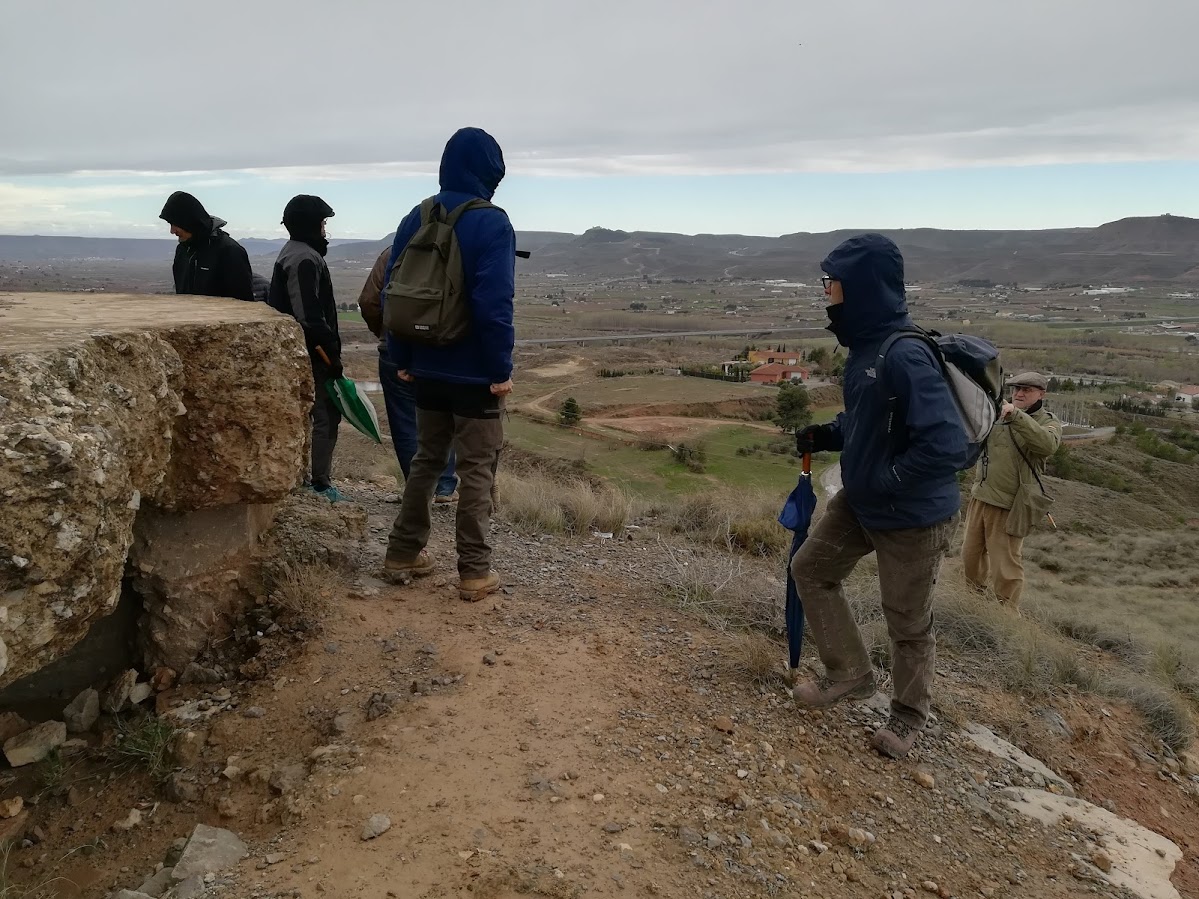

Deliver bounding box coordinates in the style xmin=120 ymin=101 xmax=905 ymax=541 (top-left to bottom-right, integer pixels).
xmin=3 ymin=215 xmax=1198 ymax=284
xmin=0 ymin=235 xmax=372 ymax=264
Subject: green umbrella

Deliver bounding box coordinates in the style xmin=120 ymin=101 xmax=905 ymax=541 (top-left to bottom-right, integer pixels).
xmin=326 ymin=376 xmax=382 ymax=444
xmin=315 ymin=348 xmax=382 ymax=444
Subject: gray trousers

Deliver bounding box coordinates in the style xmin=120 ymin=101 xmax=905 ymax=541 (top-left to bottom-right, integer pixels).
xmin=310 ymin=368 xmax=341 ymax=489
xmin=790 ymin=490 xmax=958 ymax=728
xmin=387 ymin=381 xmax=503 ymax=578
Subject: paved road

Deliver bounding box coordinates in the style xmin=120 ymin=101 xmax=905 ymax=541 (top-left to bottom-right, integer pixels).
xmin=516 ymin=325 xmax=827 ymax=346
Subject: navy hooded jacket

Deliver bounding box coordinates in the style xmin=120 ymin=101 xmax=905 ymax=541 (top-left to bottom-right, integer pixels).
xmin=822 ymin=234 xmax=968 ymax=530
xmin=383 ymin=128 xmax=516 ymax=385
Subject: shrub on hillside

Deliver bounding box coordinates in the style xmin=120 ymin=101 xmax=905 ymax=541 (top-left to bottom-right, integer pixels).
xmin=672 ymin=442 xmax=707 ymax=473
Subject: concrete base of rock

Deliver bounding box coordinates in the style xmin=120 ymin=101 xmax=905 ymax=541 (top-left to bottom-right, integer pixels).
xmin=130 ymin=503 xmax=278 ymax=673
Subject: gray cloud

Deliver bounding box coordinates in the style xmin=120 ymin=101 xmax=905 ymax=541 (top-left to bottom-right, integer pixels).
xmin=3 ymin=0 xmax=1198 ymax=176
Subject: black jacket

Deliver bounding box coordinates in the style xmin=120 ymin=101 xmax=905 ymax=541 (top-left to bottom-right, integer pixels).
xmin=160 ymin=191 xmax=254 ymax=301
xmin=170 ymin=219 xmax=255 ymax=301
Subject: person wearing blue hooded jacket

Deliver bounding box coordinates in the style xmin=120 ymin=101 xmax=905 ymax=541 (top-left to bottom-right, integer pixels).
xmin=380 ymin=127 xmax=515 ymax=603
xmin=790 ymin=234 xmax=968 ymax=760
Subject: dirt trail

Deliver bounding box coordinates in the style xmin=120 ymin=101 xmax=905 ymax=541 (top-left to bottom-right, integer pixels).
xmin=13 ymin=485 xmax=1197 ymax=899
xmin=185 ymin=490 xmax=1197 ymax=898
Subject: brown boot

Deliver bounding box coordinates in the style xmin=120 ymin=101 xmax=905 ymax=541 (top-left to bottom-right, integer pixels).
xmin=382 ymin=550 xmax=435 ymax=582
xmin=792 ymin=672 xmax=876 ymax=709
xmin=870 ymin=716 xmax=921 ymax=759
xmin=459 ymin=572 xmax=500 ymax=603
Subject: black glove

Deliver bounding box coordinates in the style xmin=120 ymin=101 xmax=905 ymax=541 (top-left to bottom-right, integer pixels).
xmin=795 ymin=424 xmax=834 ymax=455
xmin=323 ymin=351 xmax=344 ymax=379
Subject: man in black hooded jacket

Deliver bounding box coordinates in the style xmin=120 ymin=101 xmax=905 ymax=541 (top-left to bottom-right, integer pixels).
xmin=268 ymin=195 xmax=344 ymax=501
xmin=159 ymin=191 xmax=254 ymax=301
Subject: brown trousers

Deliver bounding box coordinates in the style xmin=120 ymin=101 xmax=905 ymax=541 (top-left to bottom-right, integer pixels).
xmin=386 ymin=381 xmax=503 ymax=578
xmin=961 ymin=498 xmax=1026 ymax=608
xmin=790 ymin=491 xmax=958 ymax=729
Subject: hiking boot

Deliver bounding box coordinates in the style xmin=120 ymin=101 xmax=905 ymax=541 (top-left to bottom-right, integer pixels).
xmin=311 ymin=484 xmax=346 ymax=503
xmin=792 ymin=672 xmax=876 ymax=710
xmin=459 ymin=572 xmax=500 ymax=603
xmin=434 ymin=491 xmax=459 ymax=504
xmin=870 ymin=715 xmax=921 ymax=759
xmin=382 ymin=550 xmax=435 ymax=582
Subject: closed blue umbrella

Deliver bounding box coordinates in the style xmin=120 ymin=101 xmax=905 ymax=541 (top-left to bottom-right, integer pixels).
xmin=777 ymin=452 xmax=817 ymax=671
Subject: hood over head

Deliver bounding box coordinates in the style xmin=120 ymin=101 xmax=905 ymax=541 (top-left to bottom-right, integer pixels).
xmin=159 ymin=191 xmax=214 ymax=239
xmin=438 ymin=127 xmax=505 ymax=200
xmin=820 ymin=233 xmax=910 ymax=347
xmin=282 ymin=195 xmax=334 ymax=255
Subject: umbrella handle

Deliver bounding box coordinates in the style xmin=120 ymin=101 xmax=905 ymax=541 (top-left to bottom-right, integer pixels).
xmin=315 ymin=346 xmax=332 ymax=367
xmin=802 ymin=452 xmax=812 ymax=475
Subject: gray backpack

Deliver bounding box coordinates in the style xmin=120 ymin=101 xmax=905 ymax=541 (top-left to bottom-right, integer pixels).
xmin=383 ymin=197 xmax=493 ymax=346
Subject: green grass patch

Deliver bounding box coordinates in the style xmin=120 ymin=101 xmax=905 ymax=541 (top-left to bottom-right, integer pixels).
xmin=505 ymin=416 xmax=832 ymax=500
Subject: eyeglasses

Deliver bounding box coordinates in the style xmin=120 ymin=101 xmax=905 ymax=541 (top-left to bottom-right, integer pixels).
xmin=821 ymin=276 xmax=835 ymax=290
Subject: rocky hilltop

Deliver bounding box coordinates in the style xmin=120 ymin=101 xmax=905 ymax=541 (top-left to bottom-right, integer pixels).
xmin=0 ymin=293 xmax=311 ymax=690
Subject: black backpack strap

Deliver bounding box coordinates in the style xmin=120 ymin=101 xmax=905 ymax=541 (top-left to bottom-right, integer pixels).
xmin=876 ymin=327 xmax=938 ymax=390
xmin=876 ymin=327 xmax=938 ymax=439
xmin=1008 ymin=426 xmax=1049 ymax=496
xmin=445 ymin=198 xmax=494 ymax=228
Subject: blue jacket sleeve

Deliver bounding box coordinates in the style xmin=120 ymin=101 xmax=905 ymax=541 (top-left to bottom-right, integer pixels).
xmin=875 ymin=342 xmax=969 ymax=492
xmin=382 ymin=209 xmax=421 ymax=371
xmin=470 ymin=216 xmax=516 ymax=383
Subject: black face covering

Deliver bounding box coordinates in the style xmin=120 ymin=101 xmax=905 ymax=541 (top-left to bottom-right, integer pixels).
xmin=825 ymin=304 xmax=850 ymax=347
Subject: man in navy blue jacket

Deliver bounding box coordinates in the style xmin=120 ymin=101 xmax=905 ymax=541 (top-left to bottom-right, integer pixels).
xmin=380 ymin=128 xmax=515 ymax=602
xmin=791 ymin=234 xmax=967 ymax=759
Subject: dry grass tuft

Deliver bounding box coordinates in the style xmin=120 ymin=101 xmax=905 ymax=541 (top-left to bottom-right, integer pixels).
xmin=499 ymin=470 xmax=634 ymax=536
xmin=716 ymin=631 xmax=789 ymax=688
xmin=663 ymin=489 xmax=789 ymax=557
xmin=106 ymin=715 xmax=179 ymax=783
xmin=267 ymin=560 xmax=340 ymax=617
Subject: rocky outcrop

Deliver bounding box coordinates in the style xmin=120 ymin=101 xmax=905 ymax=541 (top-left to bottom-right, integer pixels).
xmin=0 ymin=292 xmax=312 ymax=690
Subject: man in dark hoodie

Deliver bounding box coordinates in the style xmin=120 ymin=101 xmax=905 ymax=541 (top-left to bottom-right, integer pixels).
xmin=268 ymin=195 xmax=345 ymax=502
xmin=380 ymin=127 xmax=515 ymax=602
xmin=159 ymin=191 xmax=254 ymax=301
xmin=791 ymin=234 xmax=968 ymax=759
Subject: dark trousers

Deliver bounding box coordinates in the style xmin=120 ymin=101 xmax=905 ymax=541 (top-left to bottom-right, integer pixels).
xmin=378 ymin=351 xmax=457 ymax=496
xmin=790 ymin=490 xmax=958 ymax=729
xmin=386 ymin=380 xmax=504 ymax=577
xmin=310 ymin=364 xmax=341 ymax=490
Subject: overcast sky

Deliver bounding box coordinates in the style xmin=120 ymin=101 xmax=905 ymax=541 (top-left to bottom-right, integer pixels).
xmin=2 ymin=0 xmax=1198 ymax=238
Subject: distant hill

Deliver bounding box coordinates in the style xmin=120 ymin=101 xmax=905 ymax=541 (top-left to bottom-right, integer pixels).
xmin=322 ymin=230 xmax=578 ymax=266
xmin=518 ymin=215 xmax=1199 ymax=285
xmin=0 ymin=235 xmax=372 ymax=264
xmin=3 ymin=215 xmax=1198 ymax=284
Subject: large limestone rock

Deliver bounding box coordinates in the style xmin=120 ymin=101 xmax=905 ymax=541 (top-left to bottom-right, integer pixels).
xmin=0 ymin=293 xmax=312 ymax=689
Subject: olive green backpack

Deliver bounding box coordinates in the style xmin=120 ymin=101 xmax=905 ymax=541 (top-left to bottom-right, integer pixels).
xmin=383 ymin=197 xmax=492 ymax=346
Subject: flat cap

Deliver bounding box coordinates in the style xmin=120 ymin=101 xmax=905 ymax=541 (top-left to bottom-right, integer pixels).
xmin=1007 ymin=371 xmax=1049 ymax=390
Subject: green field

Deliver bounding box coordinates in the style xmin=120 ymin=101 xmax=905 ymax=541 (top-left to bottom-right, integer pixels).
xmin=505 ymin=415 xmax=835 ymax=500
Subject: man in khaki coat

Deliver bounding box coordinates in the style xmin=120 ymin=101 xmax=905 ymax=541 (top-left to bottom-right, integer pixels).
xmin=962 ymin=372 xmax=1062 ymax=608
